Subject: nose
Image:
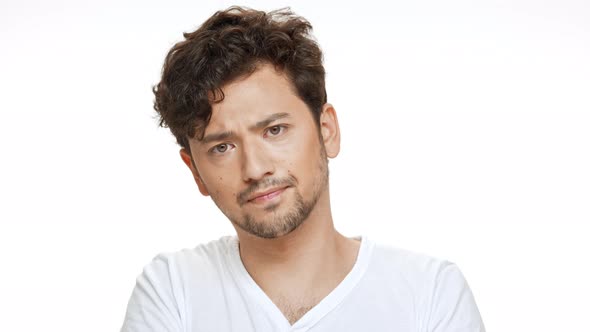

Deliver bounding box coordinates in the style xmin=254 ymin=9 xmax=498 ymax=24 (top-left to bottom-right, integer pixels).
xmin=240 ymin=141 xmax=274 ymax=183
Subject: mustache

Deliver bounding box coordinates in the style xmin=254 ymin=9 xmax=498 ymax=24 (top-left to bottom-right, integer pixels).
xmin=237 ymin=175 xmax=297 ymax=206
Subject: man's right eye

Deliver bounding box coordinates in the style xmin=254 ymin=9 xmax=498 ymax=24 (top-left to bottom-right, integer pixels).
xmin=210 ymin=143 xmax=234 ymax=154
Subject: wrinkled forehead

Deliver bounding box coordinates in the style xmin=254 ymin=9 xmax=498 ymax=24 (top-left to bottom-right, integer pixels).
xmin=197 ymin=65 xmax=304 ymax=136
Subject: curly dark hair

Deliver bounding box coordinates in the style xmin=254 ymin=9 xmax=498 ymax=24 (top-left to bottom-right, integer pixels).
xmin=153 ymin=6 xmax=327 ymax=151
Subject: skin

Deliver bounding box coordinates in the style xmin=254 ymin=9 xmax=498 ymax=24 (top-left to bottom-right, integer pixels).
xmin=179 ymin=64 xmax=360 ymax=325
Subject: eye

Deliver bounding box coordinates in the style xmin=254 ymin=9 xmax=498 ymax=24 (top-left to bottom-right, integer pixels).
xmin=265 ymin=125 xmax=286 ymax=138
xmin=210 ymin=143 xmax=234 ymax=155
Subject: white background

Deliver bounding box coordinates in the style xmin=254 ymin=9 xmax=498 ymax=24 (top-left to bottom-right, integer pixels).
xmin=1 ymin=0 xmax=588 ymax=331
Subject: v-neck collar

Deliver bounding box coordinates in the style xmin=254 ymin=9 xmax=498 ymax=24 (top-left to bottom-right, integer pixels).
xmin=227 ymin=236 xmax=374 ymax=331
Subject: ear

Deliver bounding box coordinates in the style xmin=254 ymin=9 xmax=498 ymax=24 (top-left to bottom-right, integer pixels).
xmin=179 ymin=148 xmax=210 ymax=196
xmin=319 ymin=103 xmax=341 ymax=158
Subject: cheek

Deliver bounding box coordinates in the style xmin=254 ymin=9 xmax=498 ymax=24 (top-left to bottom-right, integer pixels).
xmin=211 ymin=177 xmax=240 ymax=202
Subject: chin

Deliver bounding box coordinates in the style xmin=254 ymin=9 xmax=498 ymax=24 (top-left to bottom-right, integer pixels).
xmin=236 ymin=207 xmax=309 ymax=240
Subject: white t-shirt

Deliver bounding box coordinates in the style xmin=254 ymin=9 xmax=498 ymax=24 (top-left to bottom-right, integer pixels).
xmin=121 ymin=236 xmax=485 ymax=332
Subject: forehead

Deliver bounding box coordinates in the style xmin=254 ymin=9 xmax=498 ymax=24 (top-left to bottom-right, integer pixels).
xmin=204 ymin=65 xmax=310 ymax=133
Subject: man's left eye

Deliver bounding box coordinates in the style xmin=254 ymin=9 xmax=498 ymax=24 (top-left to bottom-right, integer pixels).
xmin=266 ymin=125 xmax=285 ymax=137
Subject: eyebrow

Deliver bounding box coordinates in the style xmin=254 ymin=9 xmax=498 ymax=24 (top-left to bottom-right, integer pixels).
xmin=201 ymin=130 xmax=235 ymax=144
xmin=201 ymin=112 xmax=291 ymax=144
xmin=250 ymin=112 xmax=291 ymax=131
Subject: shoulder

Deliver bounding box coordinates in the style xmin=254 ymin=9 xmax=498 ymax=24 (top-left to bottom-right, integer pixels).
xmin=369 ymin=240 xmax=454 ymax=279
xmin=363 ymin=239 xmax=467 ymax=297
xmin=121 ymin=236 xmax=238 ymax=331
xmin=141 ymin=236 xmax=236 ymax=279
xmin=128 ymin=236 xmax=238 ymax=302
xmin=364 ymin=240 xmax=485 ymax=331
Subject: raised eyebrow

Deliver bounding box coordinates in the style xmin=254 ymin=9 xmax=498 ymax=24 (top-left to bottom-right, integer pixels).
xmin=201 ymin=130 xmax=234 ymax=144
xmin=201 ymin=113 xmax=289 ymax=144
xmin=250 ymin=112 xmax=291 ymax=131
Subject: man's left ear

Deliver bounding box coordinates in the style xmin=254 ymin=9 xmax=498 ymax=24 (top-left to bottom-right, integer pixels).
xmin=319 ymin=103 xmax=341 ymax=158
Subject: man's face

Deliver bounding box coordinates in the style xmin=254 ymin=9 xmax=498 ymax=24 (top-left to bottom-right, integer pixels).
xmin=182 ymin=64 xmax=339 ymax=239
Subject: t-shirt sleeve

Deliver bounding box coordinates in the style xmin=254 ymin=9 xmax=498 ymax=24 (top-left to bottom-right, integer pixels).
xmin=120 ymin=254 xmax=184 ymax=332
xmin=425 ymin=262 xmax=486 ymax=332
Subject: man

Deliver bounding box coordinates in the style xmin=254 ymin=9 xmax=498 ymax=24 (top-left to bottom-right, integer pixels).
xmin=121 ymin=6 xmax=485 ymax=332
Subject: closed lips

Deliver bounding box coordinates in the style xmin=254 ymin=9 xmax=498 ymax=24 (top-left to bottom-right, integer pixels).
xmin=248 ymin=187 xmax=288 ymax=201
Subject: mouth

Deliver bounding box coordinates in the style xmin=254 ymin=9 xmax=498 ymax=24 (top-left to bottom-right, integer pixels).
xmin=247 ymin=186 xmax=289 ymax=204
